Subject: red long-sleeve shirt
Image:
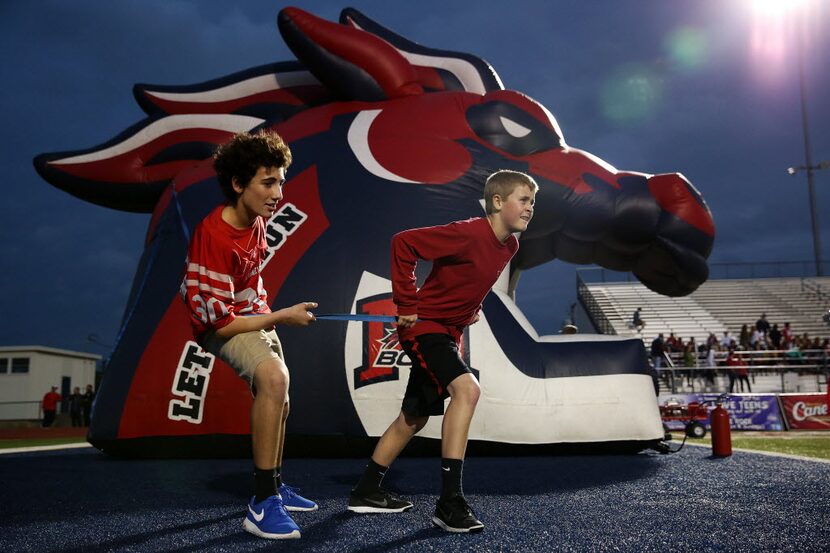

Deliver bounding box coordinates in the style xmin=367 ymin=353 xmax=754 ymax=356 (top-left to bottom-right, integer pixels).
xmin=391 ymin=217 xmax=518 ymax=343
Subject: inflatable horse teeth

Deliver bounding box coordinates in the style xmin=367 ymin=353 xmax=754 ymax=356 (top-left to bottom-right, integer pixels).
xmin=33 ymin=6 xmax=715 ymax=456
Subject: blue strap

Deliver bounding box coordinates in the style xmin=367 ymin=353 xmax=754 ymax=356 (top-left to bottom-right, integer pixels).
xmin=315 ymin=313 xmax=398 ymax=323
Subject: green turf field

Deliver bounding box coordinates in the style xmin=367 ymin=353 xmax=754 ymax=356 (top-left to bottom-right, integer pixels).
xmin=672 ymin=432 xmax=830 ymax=460
xmin=0 ymin=437 xmax=89 ymax=449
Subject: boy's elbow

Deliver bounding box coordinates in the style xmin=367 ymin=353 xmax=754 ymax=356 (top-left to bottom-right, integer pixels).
xmin=214 ymin=318 xmax=239 ymax=338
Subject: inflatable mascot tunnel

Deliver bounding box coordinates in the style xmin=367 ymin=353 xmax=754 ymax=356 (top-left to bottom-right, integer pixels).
xmin=34 ymin=7 xmax=714 ymax=457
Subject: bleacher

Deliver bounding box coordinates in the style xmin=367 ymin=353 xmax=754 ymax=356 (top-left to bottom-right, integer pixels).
xmin=578 ymin=275 xmax=830 ymax=394
xmin=584 ymin=277 xmax=830 ymax=345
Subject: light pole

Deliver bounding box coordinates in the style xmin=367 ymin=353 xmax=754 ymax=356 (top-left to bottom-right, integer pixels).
xmin=786 ymin=8 xmax=827 ymax=277
xmin=787 ymin=158 xmax=828 ymax=277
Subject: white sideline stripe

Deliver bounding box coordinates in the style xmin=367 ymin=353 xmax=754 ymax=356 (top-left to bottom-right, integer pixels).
xmin=51 ymin=114 xmax=265 ymax=165
xmin=678 ymin=441 xmax=830 ymax=464
xmin=0 ymin=442 xmax=93 ymax=455
xmin=146 ymin=71 xmax=320 ymax=103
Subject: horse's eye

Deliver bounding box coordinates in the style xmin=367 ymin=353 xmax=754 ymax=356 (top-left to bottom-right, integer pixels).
xmin=466 ymin=101 xmax=563 ymax=157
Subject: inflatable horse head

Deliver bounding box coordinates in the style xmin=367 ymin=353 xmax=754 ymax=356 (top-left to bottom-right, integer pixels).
xmin=35 ymin=7 xmax=714 ymax=456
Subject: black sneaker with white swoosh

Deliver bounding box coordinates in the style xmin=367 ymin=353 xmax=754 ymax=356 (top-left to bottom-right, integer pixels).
xmin=432 ymin=494 xmax=484 ymax=533
xmin=347 ymin=488 xmax=414 ymax=513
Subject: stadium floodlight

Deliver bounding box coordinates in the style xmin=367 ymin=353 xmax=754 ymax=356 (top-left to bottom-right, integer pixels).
xmin=787 ymin=161 xmax=830 ymax=175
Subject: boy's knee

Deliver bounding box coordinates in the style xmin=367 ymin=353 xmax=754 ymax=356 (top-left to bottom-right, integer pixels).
xmin=449 ymin=376 xmax=480 ymax=406
xmin=254 ymin=359 xmax=289 ymax=399
xmin=401 ymin=412 xmax=429 ymax=433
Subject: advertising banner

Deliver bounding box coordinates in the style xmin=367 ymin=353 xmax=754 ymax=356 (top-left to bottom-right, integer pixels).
xmin=779 ymin=394 xmax=830 ymax=430
xmin=658 ymin=393 xmax=784 ymax=431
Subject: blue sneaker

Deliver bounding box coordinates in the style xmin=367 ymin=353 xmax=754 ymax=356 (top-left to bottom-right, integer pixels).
xmin=279 ymin=484 xmax=319 ymax=512
xmin=243 ymin=495 xmax=301 ymax=540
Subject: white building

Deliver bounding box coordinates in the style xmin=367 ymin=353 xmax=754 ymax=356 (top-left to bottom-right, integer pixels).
xmin=0 ymin=346 xmax=101 ymax=420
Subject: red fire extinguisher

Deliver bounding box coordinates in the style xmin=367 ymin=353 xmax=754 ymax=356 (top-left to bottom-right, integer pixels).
xmin=710 ymin=394 xmax=732 ymax=458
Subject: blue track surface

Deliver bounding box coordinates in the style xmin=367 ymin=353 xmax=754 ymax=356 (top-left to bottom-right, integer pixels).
xmin=1 ymin=445 xmax=828 ymax=552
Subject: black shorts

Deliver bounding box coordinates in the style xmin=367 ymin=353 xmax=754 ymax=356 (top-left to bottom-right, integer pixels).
xmin=401 ymin=333 xmax=472 ymax=417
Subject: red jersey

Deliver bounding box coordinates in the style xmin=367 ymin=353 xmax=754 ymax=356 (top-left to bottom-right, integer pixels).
xmin=180 ymin=205 xmax=271 ymax=338
xmin=391 ymin=217 xmax=518 ymax=343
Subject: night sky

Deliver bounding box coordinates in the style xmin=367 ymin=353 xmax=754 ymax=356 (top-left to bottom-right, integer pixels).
xmin=1 ymin=0 xmax=828 ymax=354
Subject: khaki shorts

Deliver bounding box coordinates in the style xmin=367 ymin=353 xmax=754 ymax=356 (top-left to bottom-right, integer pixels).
xmin=201 ymin=328 xmax=284 ymax=384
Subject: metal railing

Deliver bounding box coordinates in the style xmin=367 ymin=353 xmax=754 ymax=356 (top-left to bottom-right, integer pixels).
xmin=801 ymin=277 xmax=828 ymax=302
xmin=576 ymin=272 xmax=615 ymax=335
xmin=655 ymin=348 xmax=829 ymax=394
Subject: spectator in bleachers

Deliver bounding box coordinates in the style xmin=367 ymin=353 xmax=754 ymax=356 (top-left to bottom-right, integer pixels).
xmin=706 ymin=332 xmax=718 ymax=349
xmin=739 ymin=324 xmax=751 ymax=350
xmin=631 ymin=307 xmax=645 ymax=332
xmin=720 ymin=331 xmax=735 ymax=350
xmin=651 ymin=333 xmax=665 ymax=370
xmin=725 ymin=350 xmax=741 ymax=393
xmin=756 ymin=313 xmax=770 ymax=336
xmin=682 ymin=341 xmax=696 ymax=387
xmin=769 ymin=324 xmax=782 ymax=349
xmin=666 ymin=332 xmax=680 ymax=353
xmin=705 ymin=344 xmax=718 ymax=390
xmin=683 ymin=336 xmax=702 ymax=386
xmin=785 ymin=338 xmax=805 ymax=365
xmin=821 ymin=339 xmax=829 ymax=371
xmin=734 ymin=350 xmax=751 ymax=393
xmin=750 ymin=325 xmax=764 ymax=349
xmin=782 ymin=322 xmax=793 ymax=348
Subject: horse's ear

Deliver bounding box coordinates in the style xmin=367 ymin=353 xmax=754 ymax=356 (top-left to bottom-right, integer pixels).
xmin=340 ymin=7 xmax=504 ymax=94
xmin=33 ymin=114 xmax=264 ymax=213
xmin=134 ymin=61 xmax=334 ymax=120
xmin=277 ymin=7 xmax=423 ymax=102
